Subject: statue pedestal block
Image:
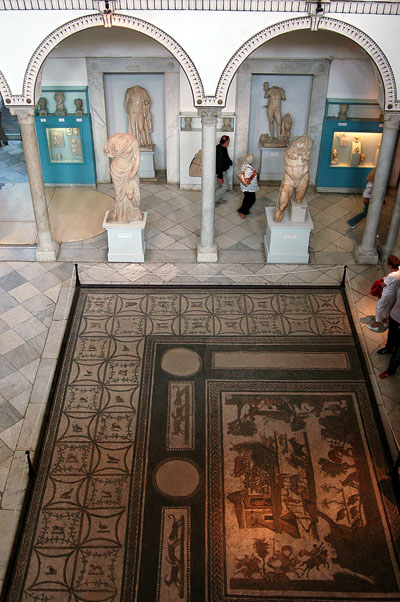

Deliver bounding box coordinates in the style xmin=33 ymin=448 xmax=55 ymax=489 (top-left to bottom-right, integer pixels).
xmin=139 ymin=147 xmax=155 ymax=179
xmin=290 ymin=199 xmax=308 ymax=223
xmin=259 ymin=146 xmax=285 ymax=181
xmin=264 ymin=207 xmax=313 ymax=264
xmin=103 ymin=211 xmax=147 ymax=262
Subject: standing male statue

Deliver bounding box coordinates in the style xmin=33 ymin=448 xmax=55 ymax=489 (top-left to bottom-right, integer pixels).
xmin=273 ymin=135 xmax=313 ymax=222
xmin=124 ymin=85 xmax=153 ymax=149
xmin=263 ymin=82 xmax=286 ymax=139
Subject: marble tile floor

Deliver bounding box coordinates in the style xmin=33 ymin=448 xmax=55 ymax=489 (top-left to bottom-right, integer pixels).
xmin=0 ymin=259 xmax=399 ymax=593
xmin=0 ymin=144 xmax=399 ymax=592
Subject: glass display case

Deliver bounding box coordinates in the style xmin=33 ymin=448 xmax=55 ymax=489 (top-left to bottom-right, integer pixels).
xmin=329 ymin=131 xmax=381 ymax=169
xmin=46 ymin=127 xmax=83 ymax=164
xmin=35 ymin=87 xmax=96 ymax=184
xmin=316 ymin=99 xmax=383 ymax=191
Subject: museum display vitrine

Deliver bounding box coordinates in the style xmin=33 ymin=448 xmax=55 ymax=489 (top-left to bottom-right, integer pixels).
xmin=35 ymin=87 xmax=96 ymax=185
xmin=316 ymin=99 xmax=383 ymax=191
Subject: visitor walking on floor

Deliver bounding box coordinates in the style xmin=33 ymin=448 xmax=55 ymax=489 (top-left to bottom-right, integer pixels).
xmin=0 ymin=94 xmax=9 ymax=147
xmin=215 ymin=135 xmax=232 ymax=206
xmin=367 ymin=255 xmax=400 ymax=332
xmin=347 ymin=167 xmax=375 ymax=230
xmin=377 ymin=288 xmax=400 ymax=379
xmin=237 ymin=154 xmax=258 ymax=219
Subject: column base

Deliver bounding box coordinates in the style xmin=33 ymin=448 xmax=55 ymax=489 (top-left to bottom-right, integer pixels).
xmin=355 ymin=244 xmax=379 ymax=265
xmin=197 ymin=245 xmax=218 ymax=263
xmin=36 ymin=242 xmax=59 ymax=262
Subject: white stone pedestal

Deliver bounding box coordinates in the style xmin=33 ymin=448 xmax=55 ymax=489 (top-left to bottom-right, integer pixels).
xmin=264 ymin=207 xmax=314 ymax=263
xmin=103 ymin=211 xmax=147 ymax=262
xmin=139 ymin=147 xmax=155 ymax=179
xmin=259 ymin=146 xmax=285 ymax=181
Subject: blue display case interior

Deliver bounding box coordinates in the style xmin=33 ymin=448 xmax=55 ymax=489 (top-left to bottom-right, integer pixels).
xmin=316 ymin=99 xmax=383 ymax=191
xmin=35 ymin=87 xmax=96 ymax=185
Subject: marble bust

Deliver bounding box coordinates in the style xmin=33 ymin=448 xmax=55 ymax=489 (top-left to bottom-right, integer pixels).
xmin=74 ymin=98 xmax=84 ymax=116
xmin=124 ymin=85 xmax=153 ymax=149
xmin=222 ymin=117 xmax=233 ymax=132
xmin=104 ymin=133 xmax=142 ymax=223
xmin=273 ymin=135 xmax=313 ymax=222
xmin=338 ymin=103 xmax=349 ymax=120
xmin=37 ymin=97 xmax=48 ymax=116
xmin=54 ymin=92 xmax=67 ymax=116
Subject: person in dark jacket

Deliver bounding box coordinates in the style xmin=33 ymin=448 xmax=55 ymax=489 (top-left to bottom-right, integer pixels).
xmin=215 ymin=135 xmax=232 ymax=205
xmin=0 ymin=95 xmax=9 ymax=147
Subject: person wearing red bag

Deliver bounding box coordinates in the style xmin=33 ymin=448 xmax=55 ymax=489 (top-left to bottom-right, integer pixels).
xmin=367 ymin=255 xmax=400 ymax=332
xmin=237 ymin=154 xmax=258 ymax=219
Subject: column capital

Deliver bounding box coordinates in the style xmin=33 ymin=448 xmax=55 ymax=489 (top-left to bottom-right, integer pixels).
xmin=197 ymin=107 xmax=220 ymax=125
xmin=9 ymin=107 xmax=36 ymax=125
xmin=383 ymin=112 xmax=400 ymax=130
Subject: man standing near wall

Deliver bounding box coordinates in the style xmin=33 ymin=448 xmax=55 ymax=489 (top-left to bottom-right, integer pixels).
xmin=215 ymin=135 xmax=232 ymax=206
xmin=0 ymin=94 xmax=9 ymax=147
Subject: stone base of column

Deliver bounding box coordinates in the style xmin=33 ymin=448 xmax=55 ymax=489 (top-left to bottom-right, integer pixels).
xmin=197 ymin=244 xmax=218 ymax=263
xmin=36 ymin=242 xmax=59 ymax=262
xmin=355 ymin=244 xmax=379 ymax=265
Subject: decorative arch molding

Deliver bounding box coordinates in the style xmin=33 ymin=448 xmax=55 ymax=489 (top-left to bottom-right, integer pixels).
xmin=0 ymin=71 xmax=12 ymax=104
xmin=216 ymin=16 xmax=399 ymax=111
xmin=1 ymin=12 xmax=205 ymax=107
xmin=1 ymin=13 xmax=398 ymax=111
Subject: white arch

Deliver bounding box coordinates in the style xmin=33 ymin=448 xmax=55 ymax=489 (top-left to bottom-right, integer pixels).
xmin=0 ymin=13 xmax=205 ymax=107
xmin=0 ymin=13 xmax=398 ymax=111
xmin=215 ymin=16 xmax=398 ymax=111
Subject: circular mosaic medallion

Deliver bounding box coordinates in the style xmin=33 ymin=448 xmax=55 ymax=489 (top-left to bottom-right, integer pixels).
xmin=154 ymin=459 xmax=201 ymax=499
xmin=160 ymin=347 xmax=201 ymax=376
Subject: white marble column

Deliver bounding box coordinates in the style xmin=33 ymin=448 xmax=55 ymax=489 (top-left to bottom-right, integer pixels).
xmin=382 ymin=181 xmax=400 ymax=257
xmin=197 ymin=108 xmax=220 ymax=263
xmin=356 ymin=113 xmax=400 ymax=264
xmin=11 ymin=108 xmax=58 ymax=261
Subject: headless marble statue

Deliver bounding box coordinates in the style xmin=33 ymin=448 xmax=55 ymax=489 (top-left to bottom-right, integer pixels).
xmin=124 ymin=85 xmax=153 ymax=149
xmin=104 ymin=133 xmax=143 ymax=223
xmin=274 ymin=135 xmax=313 ymax=222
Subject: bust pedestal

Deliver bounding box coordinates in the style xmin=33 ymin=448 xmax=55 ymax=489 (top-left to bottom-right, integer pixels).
xmin=103 ymin=211 xmax=147 ymax=262
xmin=139 ymin=146 xmax=155 ymax=179
xmin=264 ymin=206 xmax=314 ymax=263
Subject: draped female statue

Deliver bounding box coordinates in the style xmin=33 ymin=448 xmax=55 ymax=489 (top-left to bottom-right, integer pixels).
xmin=104 ymin=133 xmax=142 ymax=223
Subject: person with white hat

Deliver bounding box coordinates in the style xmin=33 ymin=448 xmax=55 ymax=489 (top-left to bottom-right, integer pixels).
xmin=237 ymin=154 xmax=258 ymax=219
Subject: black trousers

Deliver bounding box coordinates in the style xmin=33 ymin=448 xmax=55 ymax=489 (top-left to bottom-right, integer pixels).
xmin=238 ymin=191 xmax=256 ymax=215
xmin=0 ymin=111 xmax=8 ymax=145
xmin=386 ymin=316 xmax=400 ymax=375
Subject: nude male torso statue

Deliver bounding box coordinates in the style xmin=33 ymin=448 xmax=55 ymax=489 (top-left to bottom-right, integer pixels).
xmin=273 ymin=135 xmax=313 ymax=222
xmin=263 ymin=82 xmax=286 ymax=139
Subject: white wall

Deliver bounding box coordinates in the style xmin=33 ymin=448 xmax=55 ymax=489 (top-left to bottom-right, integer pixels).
xmin=1 ymin=9 xmax=398 ymax=101
xmin=40 ymin=27 xmax=377 ymax=113
xmin=327 ymin=59 xmax=377 ymax=100
xmin=42 ymin=58 xmax=88 ymax=87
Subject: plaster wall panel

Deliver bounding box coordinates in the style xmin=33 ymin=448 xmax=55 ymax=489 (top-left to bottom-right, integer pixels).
xmin=42 ymin=58 xmax=88 ymax=87
xmin=327 ymin=59 xmax=378 ymax=99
